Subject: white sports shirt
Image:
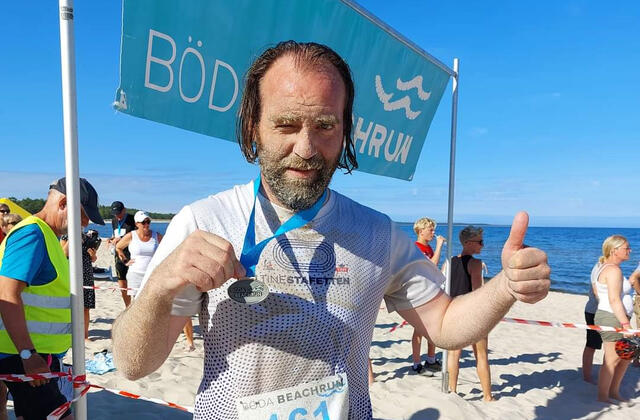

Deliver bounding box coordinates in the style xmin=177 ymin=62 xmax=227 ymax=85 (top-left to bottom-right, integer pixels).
xmin=140 ymin=181 xmax=444 ymax=419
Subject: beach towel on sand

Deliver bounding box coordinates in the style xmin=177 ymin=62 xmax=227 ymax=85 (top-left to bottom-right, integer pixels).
xmin=86 ymin=350 xmax=115 ymax=375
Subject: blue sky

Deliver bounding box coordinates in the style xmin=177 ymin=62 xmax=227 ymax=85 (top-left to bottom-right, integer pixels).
xmin=1 ymin=1 xmax=639 ymax=227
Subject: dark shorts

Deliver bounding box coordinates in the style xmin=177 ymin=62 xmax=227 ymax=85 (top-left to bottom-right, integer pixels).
xmin=585 ymin=312 xmax=602 ymax=349
xmin=115 ymin=258 xmax=129 ymax=281
xmin=0 ymin=354 xmax=70 ymax=419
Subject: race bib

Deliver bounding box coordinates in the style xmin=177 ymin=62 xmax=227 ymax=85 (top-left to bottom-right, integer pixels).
xmin=236 ymin=374 xmax=348 ymax=420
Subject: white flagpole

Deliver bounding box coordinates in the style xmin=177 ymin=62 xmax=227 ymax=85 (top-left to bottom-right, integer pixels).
xmin=441 ymin=58 xmax=459 ymax=393
xmin=58 ymin=1 xmax=87 ymax=418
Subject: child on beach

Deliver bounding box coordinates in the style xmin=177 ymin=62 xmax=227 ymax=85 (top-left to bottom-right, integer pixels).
xmin=447 ymin=225 xmax=495 ymax=401
xmin=410 ymin=217 xmax=445 ymax=374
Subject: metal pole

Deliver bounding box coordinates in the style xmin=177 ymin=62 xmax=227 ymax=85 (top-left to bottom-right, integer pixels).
xmin=58 ymin=1 xmax=87 ymax=418
xmin=441 ymin=58 xmax=459 ymax=393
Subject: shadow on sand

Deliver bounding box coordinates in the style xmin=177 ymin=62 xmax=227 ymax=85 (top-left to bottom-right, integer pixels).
xmin=491 ymin=361 xmax=640 ymax=419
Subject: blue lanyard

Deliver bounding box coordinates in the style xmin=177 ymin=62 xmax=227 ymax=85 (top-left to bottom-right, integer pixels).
xmin=240 ymin=177 xmax=327 ymax=277
xmin=117 ymin=217 xmax=126 ymax=235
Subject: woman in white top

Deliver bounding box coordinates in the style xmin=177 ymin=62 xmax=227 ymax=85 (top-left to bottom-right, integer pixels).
xmin=116 ymin=210 xmax=162 ymax=295
xmin=593 ymin=235 xmax=639 ymax=403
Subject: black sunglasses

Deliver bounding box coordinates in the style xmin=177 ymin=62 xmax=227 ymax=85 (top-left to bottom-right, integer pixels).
xmin=140 ymin=219 xmax=151 ymax=225
xmin=0 ymin=210 xmax=9 ymax=214
xmin=468 ymin=239 xmax=484 ymax=246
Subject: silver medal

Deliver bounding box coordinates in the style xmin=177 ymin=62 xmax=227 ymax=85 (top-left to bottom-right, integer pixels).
xmin=227 ymin=277 xmax=269 ymax=304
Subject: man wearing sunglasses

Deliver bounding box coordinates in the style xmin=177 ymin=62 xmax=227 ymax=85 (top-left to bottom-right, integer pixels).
xmin=446 ymin=226 xmax=494 ymax=401
xmin=109 ymin=201 xmax=136 ymax=308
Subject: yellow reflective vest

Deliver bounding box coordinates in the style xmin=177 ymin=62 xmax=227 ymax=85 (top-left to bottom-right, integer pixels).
xmin=0 ymin=216 xmax=71 ymax=354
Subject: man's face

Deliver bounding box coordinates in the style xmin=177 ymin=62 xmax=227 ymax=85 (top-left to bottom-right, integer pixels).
xmin=465 ymin=234 xmax=484 ymax=254
xmin=58 ymin=198 xmax=90 ymax=235
xmin=419 ymin=226 xmax=435 ymax=242
xmin=256 ymin=55 xmax=345 ymax=210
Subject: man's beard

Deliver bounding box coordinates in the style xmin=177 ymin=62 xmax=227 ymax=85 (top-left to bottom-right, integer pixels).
xmin=258 ymin=146 xmax=339 ymax=211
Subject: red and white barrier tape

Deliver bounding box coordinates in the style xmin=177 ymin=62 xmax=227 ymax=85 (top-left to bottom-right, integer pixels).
xmin=83 ymin=285 xmax=139 ymax=292
xmin=384 ymin=317 xmax=640 ymax=335
xmin=47 ymin=376 xmax=90 ymax=420
xmin=0 ymin=371 xmax=193 ymax=418
xmin=89 ymin=384 xmax=193 ymax=413
xmin=501 ymin=317 xmax=640 ymax=334
xmin=10 ymin=315 xmax=638 ymax=417
xmin=386 ymin=320 xmax=408 ymax=334
xmin=0 ymin=371 xmax=78 ymax=383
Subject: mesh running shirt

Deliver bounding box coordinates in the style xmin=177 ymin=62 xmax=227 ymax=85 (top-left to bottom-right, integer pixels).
xmin=140 ymin=181 xmax=444 ymax=419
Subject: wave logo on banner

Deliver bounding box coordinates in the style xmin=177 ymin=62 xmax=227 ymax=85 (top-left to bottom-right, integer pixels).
xmin=374 ymin=75 xmax=431 ymax=120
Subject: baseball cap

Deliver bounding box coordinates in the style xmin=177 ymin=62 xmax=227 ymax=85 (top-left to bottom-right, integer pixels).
xmin=49 ymin=177 xmax=105 ymax=225
xmin=134 ymin=210 xmax=150 ymax=223
xmin=111 ymin=201 xmax=125 ymax=216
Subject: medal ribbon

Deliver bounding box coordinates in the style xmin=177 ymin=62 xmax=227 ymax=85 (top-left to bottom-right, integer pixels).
xmin=240 ymin=177 xmax=327 ymax=277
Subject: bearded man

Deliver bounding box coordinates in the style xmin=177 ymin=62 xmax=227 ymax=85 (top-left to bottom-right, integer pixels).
xmin=112 ymin=41 xmax=550 ymax=420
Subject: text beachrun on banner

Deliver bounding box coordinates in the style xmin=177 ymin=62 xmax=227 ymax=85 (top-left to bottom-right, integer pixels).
xmin=114 ymin=0 xmax=451 ymax=181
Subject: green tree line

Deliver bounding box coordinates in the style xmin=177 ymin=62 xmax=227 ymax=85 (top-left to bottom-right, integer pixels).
xmin=7 ymin=197 xmax=175 ymax=220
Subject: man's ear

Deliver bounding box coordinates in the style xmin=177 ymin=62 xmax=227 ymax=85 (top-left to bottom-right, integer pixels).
xmin=58 ymin=195 xmax=67 ymax=211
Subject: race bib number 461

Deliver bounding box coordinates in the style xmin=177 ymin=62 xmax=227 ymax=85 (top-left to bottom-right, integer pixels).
xmin=236 ymin=374 xmax=348 ymax=420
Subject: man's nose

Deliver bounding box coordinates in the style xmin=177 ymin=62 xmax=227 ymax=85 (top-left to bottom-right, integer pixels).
xmin=292 ymin=128 xmax=318 ymax=160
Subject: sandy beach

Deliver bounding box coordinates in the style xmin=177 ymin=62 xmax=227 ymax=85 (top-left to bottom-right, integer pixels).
xmin=7 ymin=242 xmax=640 ymax=419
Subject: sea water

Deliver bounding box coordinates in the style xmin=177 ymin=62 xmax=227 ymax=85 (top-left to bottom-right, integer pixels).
xmin=397 ymin=223 xmax=640 ymax=295
xmin=87 ymin=222 xmax=640 ymax=296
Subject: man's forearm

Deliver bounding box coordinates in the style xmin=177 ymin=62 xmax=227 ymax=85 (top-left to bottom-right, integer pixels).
xmin=0 ymin=296 xmax=35 ymax=352
xmin=439 ymin=271 xmax=515 ymax=347
xmin=406 ymin=271 xmax=516 ymax=350
xmin=112 ymin=280 xmax=176 ymax=379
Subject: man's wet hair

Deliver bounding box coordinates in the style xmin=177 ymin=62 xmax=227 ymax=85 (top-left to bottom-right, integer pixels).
xmin=237 ymin=40 xmax=358 ymax=173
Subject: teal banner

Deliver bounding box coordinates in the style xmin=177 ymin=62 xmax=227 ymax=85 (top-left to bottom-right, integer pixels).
xmin=116 ymin=0 xmax=451 ymax=180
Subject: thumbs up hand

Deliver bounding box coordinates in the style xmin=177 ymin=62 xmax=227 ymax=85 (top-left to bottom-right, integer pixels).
xmin=501 ymin=212 xmax=551 ymax=304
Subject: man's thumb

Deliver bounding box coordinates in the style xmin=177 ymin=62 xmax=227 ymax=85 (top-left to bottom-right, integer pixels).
xmin=505 ymin=211 xmax=529 ymax=251
xmin=235 ymin=260 xmax=247 ymax=279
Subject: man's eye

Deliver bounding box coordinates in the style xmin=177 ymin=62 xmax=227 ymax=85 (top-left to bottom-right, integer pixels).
xmin=276 ymin=124 xmax=294 ymax=129
xmin=319 ymin=123 xmax=334 ymax=130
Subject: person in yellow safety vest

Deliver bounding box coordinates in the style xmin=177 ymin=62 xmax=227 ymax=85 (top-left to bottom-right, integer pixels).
xmin=0 ymin=177 xmax=104 ymax=420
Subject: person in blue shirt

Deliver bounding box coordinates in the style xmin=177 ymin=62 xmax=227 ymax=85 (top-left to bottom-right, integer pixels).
xmin=0 ymin=177 xmax=104 ymax=420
